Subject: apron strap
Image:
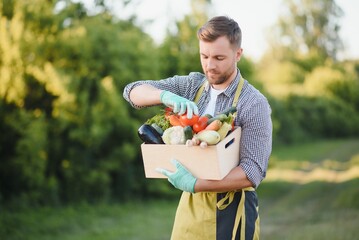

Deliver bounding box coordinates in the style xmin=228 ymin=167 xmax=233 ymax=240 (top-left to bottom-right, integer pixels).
xmin=194 ymin=81 xmax=207 ymax=104
xmin=232 ymin=76 xmax=244 ymax=106
xmin=216 ymin=187 xmax=255 ymax=240
xmin=231 ymin=76 xmax=244 ymax=119
xmin=194 ymin=76 xmax=244 ymax=108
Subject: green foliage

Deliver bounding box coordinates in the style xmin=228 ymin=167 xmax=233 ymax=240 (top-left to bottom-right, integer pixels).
xmin=268 ymin=96 xmax=306 ymax=144
xmin=303 ymin=64 xmax=345 ymax=96
xmin=271 ymin=94 xmax=359 ymax=144
xmin=237 ymin=56 xmax=256 ymax=82
xmin=0 ymin=0 xmax=161 ymax=205
xmin=261 ymin=61 xmax=305 ymax=85
xmin=159 ymin=15 xmax=203 ymax=76
xmin=0 ymin=0 xmax=358 ymax=207
xmin=327 ymin=61 xmax=359 ymax=112
xmin=45 ymin=14 xmax=159 ymax=202
xmin=270 ymin=0 xmax=343 ymax=61
xmin=0 ymin=102 xmax=48 ymax=203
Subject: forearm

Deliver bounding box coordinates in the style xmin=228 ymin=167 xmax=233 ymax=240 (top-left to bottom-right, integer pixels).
xmin=194 ymin=166 xmax=254 ymax=193
xmin=129 ymin=84 xmax=163 ymax=107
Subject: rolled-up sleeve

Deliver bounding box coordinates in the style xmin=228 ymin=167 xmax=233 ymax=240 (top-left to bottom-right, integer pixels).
xmin=122 ymin=73 xmax=206 ymax=109
xmin=238 ymin=97 xmax=272 ymax=188
xmin=123 ymin=81 xmax=149 ymax=109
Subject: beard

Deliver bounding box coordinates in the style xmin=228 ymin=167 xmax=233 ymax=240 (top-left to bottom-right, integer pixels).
xmin=206 ymin=73 xmax=227 ymax=85
xmin=205 ymin=67 xmax=236 ymax=85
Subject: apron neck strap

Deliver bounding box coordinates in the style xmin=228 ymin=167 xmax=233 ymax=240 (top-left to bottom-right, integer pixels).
xmin=194 ymin=76 xmax=244 ymax=111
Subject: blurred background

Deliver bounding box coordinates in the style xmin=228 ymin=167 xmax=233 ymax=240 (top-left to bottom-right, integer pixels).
xmin=0 ymin=0 xmax=358 ymax=239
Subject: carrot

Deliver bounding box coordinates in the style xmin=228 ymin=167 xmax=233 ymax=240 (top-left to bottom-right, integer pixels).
xmin=168 ymin=114 xmax=183 ymax=126
xmin=204 ymin=119 xmax=222 ymax=131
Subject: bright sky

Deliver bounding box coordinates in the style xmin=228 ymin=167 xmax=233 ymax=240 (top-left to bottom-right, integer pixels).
xmin=82 ymin=0 xmax=358 ymax=61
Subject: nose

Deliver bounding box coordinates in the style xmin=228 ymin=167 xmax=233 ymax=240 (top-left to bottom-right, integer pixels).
xmin=206 ymin=58 xmax=215 ymax=70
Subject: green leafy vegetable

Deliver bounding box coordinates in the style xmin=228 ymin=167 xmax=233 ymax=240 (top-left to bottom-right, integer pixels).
xmin=145 ymin=112 xmax=171 ymax=131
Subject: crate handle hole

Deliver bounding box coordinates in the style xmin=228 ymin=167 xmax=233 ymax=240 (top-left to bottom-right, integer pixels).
xmin=225 ymin=138 xmax=235 ymax=149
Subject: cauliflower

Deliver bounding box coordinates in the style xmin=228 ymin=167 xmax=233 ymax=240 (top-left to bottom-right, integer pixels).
xmin=162 ymin=126 xmax=186 ymax=145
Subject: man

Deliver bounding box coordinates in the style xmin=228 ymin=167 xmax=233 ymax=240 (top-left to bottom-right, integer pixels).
xmin=123 ymin=16 xmax=272 ymax=240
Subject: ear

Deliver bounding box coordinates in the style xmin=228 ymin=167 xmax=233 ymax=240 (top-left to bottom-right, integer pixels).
xmin=236 ymin=48 xmax=243 ymax=62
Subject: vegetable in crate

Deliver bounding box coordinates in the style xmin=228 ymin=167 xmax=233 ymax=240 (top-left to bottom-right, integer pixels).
xmin=145 ymin=111 xmax=171 ymax=131
xmin=168 ymin=114 xmax=183 ymax=126
xmin=179 ymin=114 xmax=200 ymax=126
xmin=195 ymin=130 xmax=221 ymax=145
xmin=207 ymin=106 xmax=237 ymax=124
xmin=162 ymin=126 xmax=187 ymax=145
xmin=151 ymin=123 xmax=164 ymax=135
xmin=218 ymin=106 xmax=237 ymax=116
xmin=192 ymin=115 xmax=209 ymax=133
xmin=217 ymin=122 xmax=233 ymax=141
xmin=138 ymin=124 xmax=164 ymax=144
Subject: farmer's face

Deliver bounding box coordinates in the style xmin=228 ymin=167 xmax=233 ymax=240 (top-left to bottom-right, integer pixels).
xmin=199 ymin=36 xmax=242 ymax=89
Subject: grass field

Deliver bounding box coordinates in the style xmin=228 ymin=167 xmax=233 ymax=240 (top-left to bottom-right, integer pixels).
xmin=1 ymin=201 xmax=177 ymax=240
xmin=1 ymin=138 xmax=358 ymax=240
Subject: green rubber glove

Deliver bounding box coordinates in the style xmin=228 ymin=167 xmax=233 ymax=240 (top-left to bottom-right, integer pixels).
xmin=156 ymin=159 xmax=197 ymax=193
xmin=160 ymin=91 xmax=199 ymax=119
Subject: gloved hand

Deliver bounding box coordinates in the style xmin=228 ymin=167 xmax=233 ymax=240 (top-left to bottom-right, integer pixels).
xmin=156 ymin=159 xmax=197 ymax=193
xmin=160 ymin=91 xmax=199 ymax=119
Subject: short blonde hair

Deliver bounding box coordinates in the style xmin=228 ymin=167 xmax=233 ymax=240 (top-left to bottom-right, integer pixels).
xmin=197 ymin=16 xmax=242 ymax=49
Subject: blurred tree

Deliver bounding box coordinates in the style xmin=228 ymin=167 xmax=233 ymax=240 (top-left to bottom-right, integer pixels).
xmin=266 ymin=0 xmax=344 ymax=64
xmin=0 ymin=0 xmax=61 ymax=204
xmin=0 ymin=0 xmax=162 ymax=205
xmin=35 ymin=3 xmax=161 ymax=202
xmin=257 ymin=61 xmax=306 ymax=97
xmin=329 ymin=61 xmax=359 ymax=112
xmin=0 ymin=4 xmax=26 ymax=106
xmin=258 ymin=0 xmax=347 ymax=96
xmin=256 ymin=0 xmax=359 ymax=144
xmin=158 ymin=0 xmax=212 ymax=76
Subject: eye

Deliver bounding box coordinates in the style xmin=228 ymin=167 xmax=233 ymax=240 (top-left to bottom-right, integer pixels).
xmin=217 ymin=56 xmax=225 ymax=61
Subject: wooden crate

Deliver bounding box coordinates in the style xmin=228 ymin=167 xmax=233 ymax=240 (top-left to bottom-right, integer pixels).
xmin=140 ymin=127 xmax=241 ymax=180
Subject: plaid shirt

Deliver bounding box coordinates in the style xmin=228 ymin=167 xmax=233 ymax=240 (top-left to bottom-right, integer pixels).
xmin=123 ymin=70 xmax=272 ymax=187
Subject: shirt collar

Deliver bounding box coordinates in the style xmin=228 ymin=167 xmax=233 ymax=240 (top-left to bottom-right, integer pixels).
xmin=223 ymin=68 xmax=242 ymax=97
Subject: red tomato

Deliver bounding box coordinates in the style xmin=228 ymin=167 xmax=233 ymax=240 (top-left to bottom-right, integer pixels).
xmin=192 ymin=116 xmax=209 ymax=133
xmin=179 ymin=114 xmax=199 ymax=126
xmin=164 ymin=107 xmax=173 ymax=119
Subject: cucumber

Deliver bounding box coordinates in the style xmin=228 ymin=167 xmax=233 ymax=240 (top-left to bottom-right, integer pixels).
xmin=203 ymin=113 xmax=213 ymax=119
xmin=183 ymin=126 xmax=193 ymax=141
xmin=218 ymin=106 xmax=237 ymax=116
xmin=207 ymin=114 xmax=228 ymax=125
